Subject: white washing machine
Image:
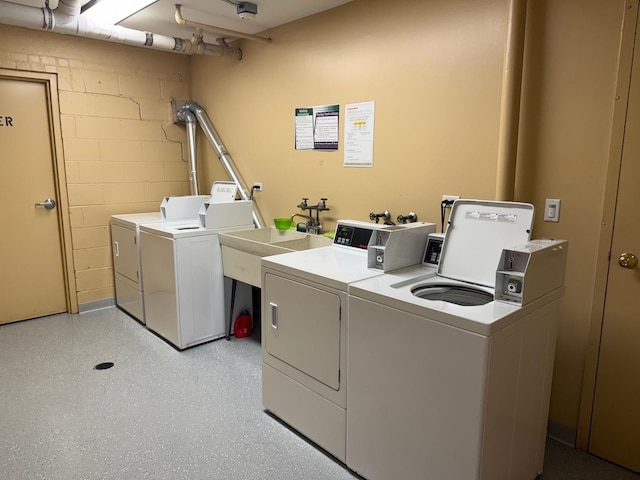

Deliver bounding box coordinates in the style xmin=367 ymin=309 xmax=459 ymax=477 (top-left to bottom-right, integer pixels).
xmin=111 ymin=195 xmax=211 ymax=323
xmin=140 ymin=200 xmax=254 ymax=349
xmin=345 ymin=200 xmax=569 ymax=480
xmin=260 ymin=220 xmax=436 ymax=462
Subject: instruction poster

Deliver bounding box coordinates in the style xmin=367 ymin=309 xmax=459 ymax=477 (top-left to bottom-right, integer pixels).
xmin=295 ymin=104 xmax=339 ymax=150
xmin=344 ymin=101 xmax=375 ymax=167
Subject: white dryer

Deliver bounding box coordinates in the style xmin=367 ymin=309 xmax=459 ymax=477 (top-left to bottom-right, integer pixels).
xmin=112 ymin=212 xmax=163 ymax=321
xmin=111 ymin=195 xmax=211 ymax=323
xmin=260 ymin=220 xmax=435 ymax=462
xmin=140 ymin=200 xmax=254 ymax=349
xmin=345 ymin=200 xmax=569 ymax=480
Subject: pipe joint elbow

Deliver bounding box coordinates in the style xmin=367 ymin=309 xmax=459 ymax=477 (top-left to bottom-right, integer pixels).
xmin=174 ymin=4 xmax=186 ymax=25
xmin=176 ymin=108 xmax=196 ymax=124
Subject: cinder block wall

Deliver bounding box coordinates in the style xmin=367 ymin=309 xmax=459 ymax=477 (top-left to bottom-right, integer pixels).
xmin=0 ymin=25 xmax=192 ymax=307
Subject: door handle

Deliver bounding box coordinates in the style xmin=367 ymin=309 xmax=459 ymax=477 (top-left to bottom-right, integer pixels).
xmin=113 ymin=241 xmax=119 ymax=257
xmin=35 ymin=198 xmax=56 ymax=210
xmin=270 ymin=302 xmax=278 ymax=329
xmin=618 ymin=252 xmax=638 ymax=269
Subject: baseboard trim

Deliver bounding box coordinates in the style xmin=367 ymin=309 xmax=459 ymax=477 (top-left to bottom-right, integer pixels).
xmin=547 ymin=420 xmax=577 ymax=447
xmin=79 ymin=298 xmax=115 ymax=313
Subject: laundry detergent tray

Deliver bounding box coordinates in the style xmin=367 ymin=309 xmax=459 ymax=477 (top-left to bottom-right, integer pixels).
xmin=411 ymin=200 xmax=534 ymax=306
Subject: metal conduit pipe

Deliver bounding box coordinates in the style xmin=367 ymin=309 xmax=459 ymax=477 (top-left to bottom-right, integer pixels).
xmin=495 ymin=0 xmax=528 ymax=201
xmin=175 ymin=4 xmax=270 ymax=45
xmin=176 ymin=108 xmax=199 ymax=195
xmin=179 ymin=101 xmax=266 ymax=229
xmin=0 ymin=0 xmax=233 ymax=57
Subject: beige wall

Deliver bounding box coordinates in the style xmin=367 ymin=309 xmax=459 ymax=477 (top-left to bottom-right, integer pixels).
xmin=190 ymin=0 xmax=626 ymax=442
xmin=0 ymin=25 xmax=192 ymax=306
xmin=192 ymin=0 xmax=507 ymax=227
xmin=516 ymin=0 xmax=625 ymax=442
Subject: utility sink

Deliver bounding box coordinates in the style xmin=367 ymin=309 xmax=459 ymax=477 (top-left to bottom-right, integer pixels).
xmin=271 ymin=235 xmax=332 ymax=251
xmin=219 ymin=228 xmax=332 ymax=287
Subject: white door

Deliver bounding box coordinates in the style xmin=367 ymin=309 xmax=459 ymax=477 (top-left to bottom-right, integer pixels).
xmin=0 ymin=77 xmax=67 ymax=324
xmin=588 ymin=8 xmax=640 ymax=472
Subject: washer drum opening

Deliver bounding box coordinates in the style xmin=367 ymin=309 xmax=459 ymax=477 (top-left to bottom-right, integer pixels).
xmin=411 ymin=284 xmax=493 ymax=306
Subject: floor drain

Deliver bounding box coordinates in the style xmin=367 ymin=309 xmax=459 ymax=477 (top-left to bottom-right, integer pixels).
xmin=94 ymin=362 xmax=114 ymax=370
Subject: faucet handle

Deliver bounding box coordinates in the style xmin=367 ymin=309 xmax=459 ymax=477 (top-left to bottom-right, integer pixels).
xmin=369 ymin=211 xmax=390 ymax=223
xmin=397 ymin=212 xmax=417 ymax=224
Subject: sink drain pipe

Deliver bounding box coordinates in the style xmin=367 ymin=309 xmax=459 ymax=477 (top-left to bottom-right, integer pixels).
xmin=178 ymin=101 xmax=266 ymax=228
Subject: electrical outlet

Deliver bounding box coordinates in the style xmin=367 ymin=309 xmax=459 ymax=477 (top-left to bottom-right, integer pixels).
xmin=253 ymin=182 xmax=263 ymax=191
xmin=442 ymin=195 xmax=460 ymax=205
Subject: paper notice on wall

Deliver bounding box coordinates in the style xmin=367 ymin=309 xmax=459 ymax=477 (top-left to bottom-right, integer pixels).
xmin=344 ymin=101 xmax=375 ymax=167
xmin=295 ymin=104 xmax=339 ymax=150
xmin=295 ymin=108 xmax=314 ymax=150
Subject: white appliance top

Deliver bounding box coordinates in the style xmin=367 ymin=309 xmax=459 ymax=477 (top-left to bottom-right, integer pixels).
xmin=139 ymin=220 xmax=254 ymax=239
xmin=111 ymin=212 xmax=163 ymax=228
xmin=262 ymin=219 xmax=437 ymax=290
xmin=348 ymin=264 xmax=563 ymax=336
xmin=439 ymin=200 xmax=534 ymax=287
xmin=262 ymin=246 xmax=384 ymax=291
xmin=262 ymin=219 xmax=400 ymax=290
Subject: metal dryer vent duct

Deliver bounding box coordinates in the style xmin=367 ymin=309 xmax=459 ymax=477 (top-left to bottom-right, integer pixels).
xmin=176 ymin=101 xmax=265 ymax=229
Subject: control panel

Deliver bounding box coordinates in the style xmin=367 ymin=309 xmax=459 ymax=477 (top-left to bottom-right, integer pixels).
xmin=366 ymin=223 xmax=436 ymax=272
xmin=333 ymin=223 xmax=374 ymax=249
xmin=423 ymin=233 xmax=444 ymax=265
xmin=332 ymin=220 xmax=436 ymax=272
xmin=495 ymin=239 xmax=568 ymax=305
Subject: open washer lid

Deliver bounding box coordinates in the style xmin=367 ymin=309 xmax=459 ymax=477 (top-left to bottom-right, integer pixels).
xmin=438 ymin=200 xmax=534 ymax=288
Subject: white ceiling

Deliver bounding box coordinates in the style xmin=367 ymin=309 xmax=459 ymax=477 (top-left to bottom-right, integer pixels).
xmin=9 ymin=0 xmax=353 ymax=42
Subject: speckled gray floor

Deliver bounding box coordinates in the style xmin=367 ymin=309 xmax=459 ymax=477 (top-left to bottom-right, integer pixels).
xmin=0 ymin=308 xmax=638 ymax=480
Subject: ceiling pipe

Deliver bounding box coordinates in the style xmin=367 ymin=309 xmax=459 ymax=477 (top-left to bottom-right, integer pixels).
xmin=55 ymin=0 xmax=79 ymax=18
xmin=0 ymin=0 xmax=239 ymax=57
xmin=495 ymin=0 xmax=528 ymax=201
xmin=178 ymin=101 xmax=266 ymax=229
xmin=175 ymin=4 xmax=271 ymax=44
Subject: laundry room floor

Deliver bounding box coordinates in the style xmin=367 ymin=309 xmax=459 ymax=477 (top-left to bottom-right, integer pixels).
xmin=0 ymin=308 xmax=638 ymax=480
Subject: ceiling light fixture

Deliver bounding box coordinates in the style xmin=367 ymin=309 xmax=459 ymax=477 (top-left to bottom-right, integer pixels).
xmin=81 ymin=0 xmax=159 ymax=25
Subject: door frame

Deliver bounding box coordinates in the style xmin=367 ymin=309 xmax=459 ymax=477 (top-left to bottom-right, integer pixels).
xmin=576 ymin=0 xmax=639 ymax=450
xmin=0 ymin=69 xmax=78 ymax=315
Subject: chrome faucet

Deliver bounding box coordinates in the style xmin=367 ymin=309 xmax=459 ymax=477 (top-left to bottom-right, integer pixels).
xmin=396 ymin=212 xmax=417 ymax=224
xmin=296 ymin=197 xmax=330 ymax=234
xmin=369 ymin=210 xmax=390 ymax=224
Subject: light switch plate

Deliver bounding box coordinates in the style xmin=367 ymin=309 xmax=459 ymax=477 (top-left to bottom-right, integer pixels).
xmin=544 ymin=198 xmax=561 ymax=222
